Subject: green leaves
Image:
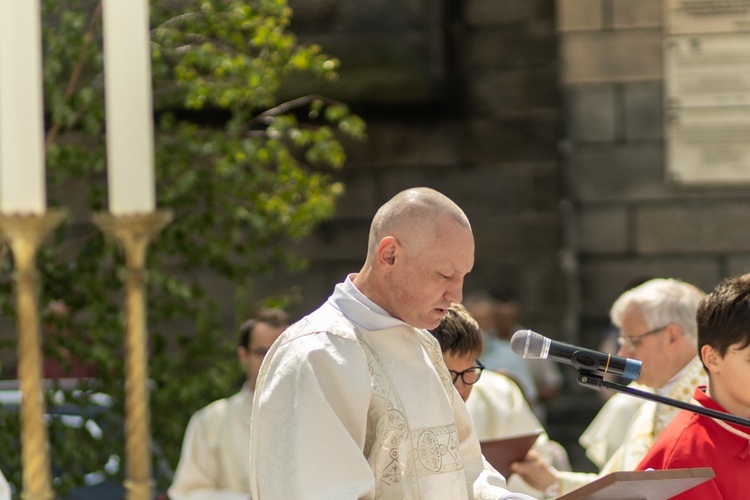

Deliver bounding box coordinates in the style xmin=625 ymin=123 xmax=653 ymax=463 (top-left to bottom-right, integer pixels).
xmin=0 ymin=0 xmax=365 ymax=494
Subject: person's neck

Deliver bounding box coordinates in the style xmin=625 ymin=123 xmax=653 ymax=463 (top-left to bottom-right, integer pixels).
xmin=707 ymin=381 xmax=750 ymax=419
xmin=654 ymin=350 xmax=696 ymax=393
xmin=351 ymin=269 xmax=393 ymax=317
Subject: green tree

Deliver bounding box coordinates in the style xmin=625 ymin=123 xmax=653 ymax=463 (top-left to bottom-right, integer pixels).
xmin=0 ymin=0 xmax=365 ymax=494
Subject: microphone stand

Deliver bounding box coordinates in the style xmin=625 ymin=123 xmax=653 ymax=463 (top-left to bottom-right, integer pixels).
xmin=576 ymin=371 xmax=750 ymax=429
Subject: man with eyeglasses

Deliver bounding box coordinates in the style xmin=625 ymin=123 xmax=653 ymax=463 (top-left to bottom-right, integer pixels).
xmin=430 ymin=303 xmax=570 ymax=499
xmin=512 ymin=278 xmax=708 ymax=498
xmin=169 ymin=308 xmax=289 ymax=500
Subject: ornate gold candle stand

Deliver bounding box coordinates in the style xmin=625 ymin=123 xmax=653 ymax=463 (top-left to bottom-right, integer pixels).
xmin=0 ymin=210 xmax=66 ymax=500
xmin=92 ymin=210 xmax=172 ymax=500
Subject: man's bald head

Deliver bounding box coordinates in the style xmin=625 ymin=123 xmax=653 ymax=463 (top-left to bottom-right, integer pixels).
xmin=354 ymin=187 xmax=474 ymax=329
xmin=367 ymin=187 xmax=471 ymax=259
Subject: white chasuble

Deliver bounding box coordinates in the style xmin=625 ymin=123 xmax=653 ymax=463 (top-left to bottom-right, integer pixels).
xmin=249 ymin=279 xmax=526 ymax=500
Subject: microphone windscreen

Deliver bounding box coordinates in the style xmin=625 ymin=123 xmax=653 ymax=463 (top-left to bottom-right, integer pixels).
xmin=510 ymin=329 xmax=545 ymax=359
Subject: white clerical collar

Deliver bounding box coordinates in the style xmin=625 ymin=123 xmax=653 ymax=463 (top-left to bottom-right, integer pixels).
xmin=656 ymin=357 xmax=694 ymax=396
xmin=327 ymin=274 xmax=408 ymax=331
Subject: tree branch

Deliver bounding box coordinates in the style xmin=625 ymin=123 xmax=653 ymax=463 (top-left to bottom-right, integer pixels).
xmin=45 ymin=1 xmax=103 ymax=150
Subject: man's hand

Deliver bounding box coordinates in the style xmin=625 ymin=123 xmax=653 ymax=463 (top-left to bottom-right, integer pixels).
xmin=510 ymin=450 xmax=556 ymax=491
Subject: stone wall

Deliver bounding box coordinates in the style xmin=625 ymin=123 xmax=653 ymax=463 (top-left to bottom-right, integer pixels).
xmin=262 ymin=0 xmax=569 ymax=345
xmin=557 ymin=0 xmax=750 ymax=346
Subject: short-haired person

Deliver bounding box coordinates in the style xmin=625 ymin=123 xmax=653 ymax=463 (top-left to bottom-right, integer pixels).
xmin=511 ymin=278 xmax=707 ymax=497
xmin=249 ymin=188 xmax=534 ymax=499
xmin=169 ymin=309 xmax=289 ymax=500
xmin=636 ymin=274 xmax=750 ymax=498
xmin=429 ymin=304 xmax=569 ymax=499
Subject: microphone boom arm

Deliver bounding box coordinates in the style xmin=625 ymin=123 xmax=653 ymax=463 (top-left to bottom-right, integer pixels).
xmin=576 ymin=371 xmax=750 ymax=429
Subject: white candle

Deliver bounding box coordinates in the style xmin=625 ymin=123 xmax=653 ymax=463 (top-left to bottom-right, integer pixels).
xmin=0 ymin=0 xmax=47 ymax=214
xmin=102 ymin=0 xmax=155 ymax=214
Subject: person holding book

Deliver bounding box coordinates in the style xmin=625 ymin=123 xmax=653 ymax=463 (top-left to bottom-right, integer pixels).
xmin=429 ymin=303 xmax=569 ymax=499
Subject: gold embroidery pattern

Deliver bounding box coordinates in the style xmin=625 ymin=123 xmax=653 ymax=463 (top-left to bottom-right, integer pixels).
xmin=628 ymin=356 xmax=708 ymax=464
xmin=414 ymin=426 xmax=462 ymax=475
xmin=356 ymin=329 xmax=465 ymax=499
xmin=358 ymin=337 xmax=420 ymax=499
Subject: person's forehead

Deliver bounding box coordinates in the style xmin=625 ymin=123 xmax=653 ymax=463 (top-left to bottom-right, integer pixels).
xmin=443 ymin=351 xmax=477 ymax=369
xmin=425 ymin=230 xmax=474 ymax=271
xmin=250 ymin=322 xmax=285 ymax=346
xmin=620 ymin=307 xmax=648 ymax=331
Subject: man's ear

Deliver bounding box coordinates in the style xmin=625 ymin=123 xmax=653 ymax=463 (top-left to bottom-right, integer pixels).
xmin=701 ymin=344 xmax=720 ymax=373
xmin=376 ymin=236 xmax=399 ymax=268
xmin=237 ymin=346 xmax=248 ymax=365
xmin=665 ymin=323 xmax=683 ymax=344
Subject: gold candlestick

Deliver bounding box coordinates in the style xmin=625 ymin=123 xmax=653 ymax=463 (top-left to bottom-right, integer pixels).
xmin=92 ymin=210 xmax=172 ymax=500
xmin=0 ymin=210 xmax=66 ymax=500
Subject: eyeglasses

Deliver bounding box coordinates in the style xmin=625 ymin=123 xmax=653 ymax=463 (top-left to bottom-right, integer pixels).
xmin=617 ymin=325 xmax=669 ymax=350
xmin=449 ymin=360 xmax=485 ymax=385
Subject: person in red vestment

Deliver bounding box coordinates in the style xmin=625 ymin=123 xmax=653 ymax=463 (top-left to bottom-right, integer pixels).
xmin=636 ymin=273 xmax=750 ymax=499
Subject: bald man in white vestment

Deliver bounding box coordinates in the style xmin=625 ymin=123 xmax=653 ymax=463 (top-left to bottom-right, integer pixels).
xmin=249 ymin=188 xmax=534 ymax=499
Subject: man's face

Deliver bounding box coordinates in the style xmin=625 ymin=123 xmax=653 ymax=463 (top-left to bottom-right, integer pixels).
xmin=616 ymin=308 xmax=671 ymax=388
xmin=704 ymin=342 xmax=750 ymax=418
xmin=387 ymin=220 xmax=474 ymax=329
xmin=238 ymin=322 xmax=286 ymax=390
xmin=443 ymin=350 xmax=480 ymax=402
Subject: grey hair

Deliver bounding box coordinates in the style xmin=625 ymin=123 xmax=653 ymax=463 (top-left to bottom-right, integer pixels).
xmin=610 ymin=278 xmax=705 ymax=343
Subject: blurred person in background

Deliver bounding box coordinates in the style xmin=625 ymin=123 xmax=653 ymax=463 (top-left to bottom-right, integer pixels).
xmin=511 ymin=278 xmax=706 ymax=498
xmin=169 ymin=308 xmax=289 ymax=500
xmin=429 ymin=303 xmax=570 ymax=499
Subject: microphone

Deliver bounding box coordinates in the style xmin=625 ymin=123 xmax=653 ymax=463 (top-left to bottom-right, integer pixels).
xmin=510 ymin=329 xmax=642 ymax=381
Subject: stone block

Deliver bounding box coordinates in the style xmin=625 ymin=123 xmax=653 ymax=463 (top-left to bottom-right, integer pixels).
xmin=344 ymin=121 xmax=464 ymax=169
xmin=379 ymin=163 xmax=560 ymax=218
xmin=560 ymin=30 xmax=662 ymax=84
xmin=334 ymin=171 xmax=380 ymax=219
xmin=612 ymin=0 xmax=663 ymax=29
xmin=468 ymin=67 xmax=560 ymax=114
xmin=566 ymin=143 xmax=667 ymax=203
xmin=580 ymin=257 xmax=720 ymax=317
xmin=636 ymin=202 xmax=750 ymax=254
xmin=528 ymin=162 xmax=563 ymax=212
xmin=472 ymin=212 xmax=562 ymax=259
xmin=466 ymin=0 xmax=552 ymax=27
xmin=577 ymin=206 xmax=628 ymax=254
xmin=465 ymin=23 xmax=557 ymax=70
xmin=565 ymin=85 xmax=618 ymax=142
xmin=292 ymin=219 xmax=370 ymax=261
xmin=468 ymin=111 xmax=561 ymax=163
xmin=623 ymin=82 xmax=664 ymax=141
xmin=555 ymin=0 xmax=604 ymax=32
xmin=726 ymin=256 xmax=750 ymax=279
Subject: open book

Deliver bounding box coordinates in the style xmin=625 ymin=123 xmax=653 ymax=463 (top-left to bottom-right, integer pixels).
xmin=479 ymin=430 xmax=543 ymax=479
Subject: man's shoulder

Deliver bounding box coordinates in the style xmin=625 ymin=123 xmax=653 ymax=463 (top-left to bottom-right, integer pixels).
xmin=281 ymin=302 xmax=360 ymax=344
xmin=190 ymin=396 xmax=231 ymax=424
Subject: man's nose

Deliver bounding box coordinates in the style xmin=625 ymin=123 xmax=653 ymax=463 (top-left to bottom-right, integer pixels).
xmin=445 ymin=278 xmax=463 ymax=303
xmin=617 ymin=344 xmax=631 ymax=357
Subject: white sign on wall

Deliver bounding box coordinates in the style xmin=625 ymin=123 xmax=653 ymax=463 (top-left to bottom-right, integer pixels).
xmin=664 ymin=0 xmax=750 ymax=184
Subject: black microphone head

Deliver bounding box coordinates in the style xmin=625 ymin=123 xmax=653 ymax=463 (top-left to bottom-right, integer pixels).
xmin=510 ymin=329 xmax=547 ymax=359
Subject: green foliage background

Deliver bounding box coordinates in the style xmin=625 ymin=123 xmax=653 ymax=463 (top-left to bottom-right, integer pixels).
xmin=0 ymin=0 xmax=365 ymax=494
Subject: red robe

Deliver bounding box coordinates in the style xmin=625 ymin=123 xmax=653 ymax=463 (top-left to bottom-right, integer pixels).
xmin=636 ymin=386 xmax=750 ymax=499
